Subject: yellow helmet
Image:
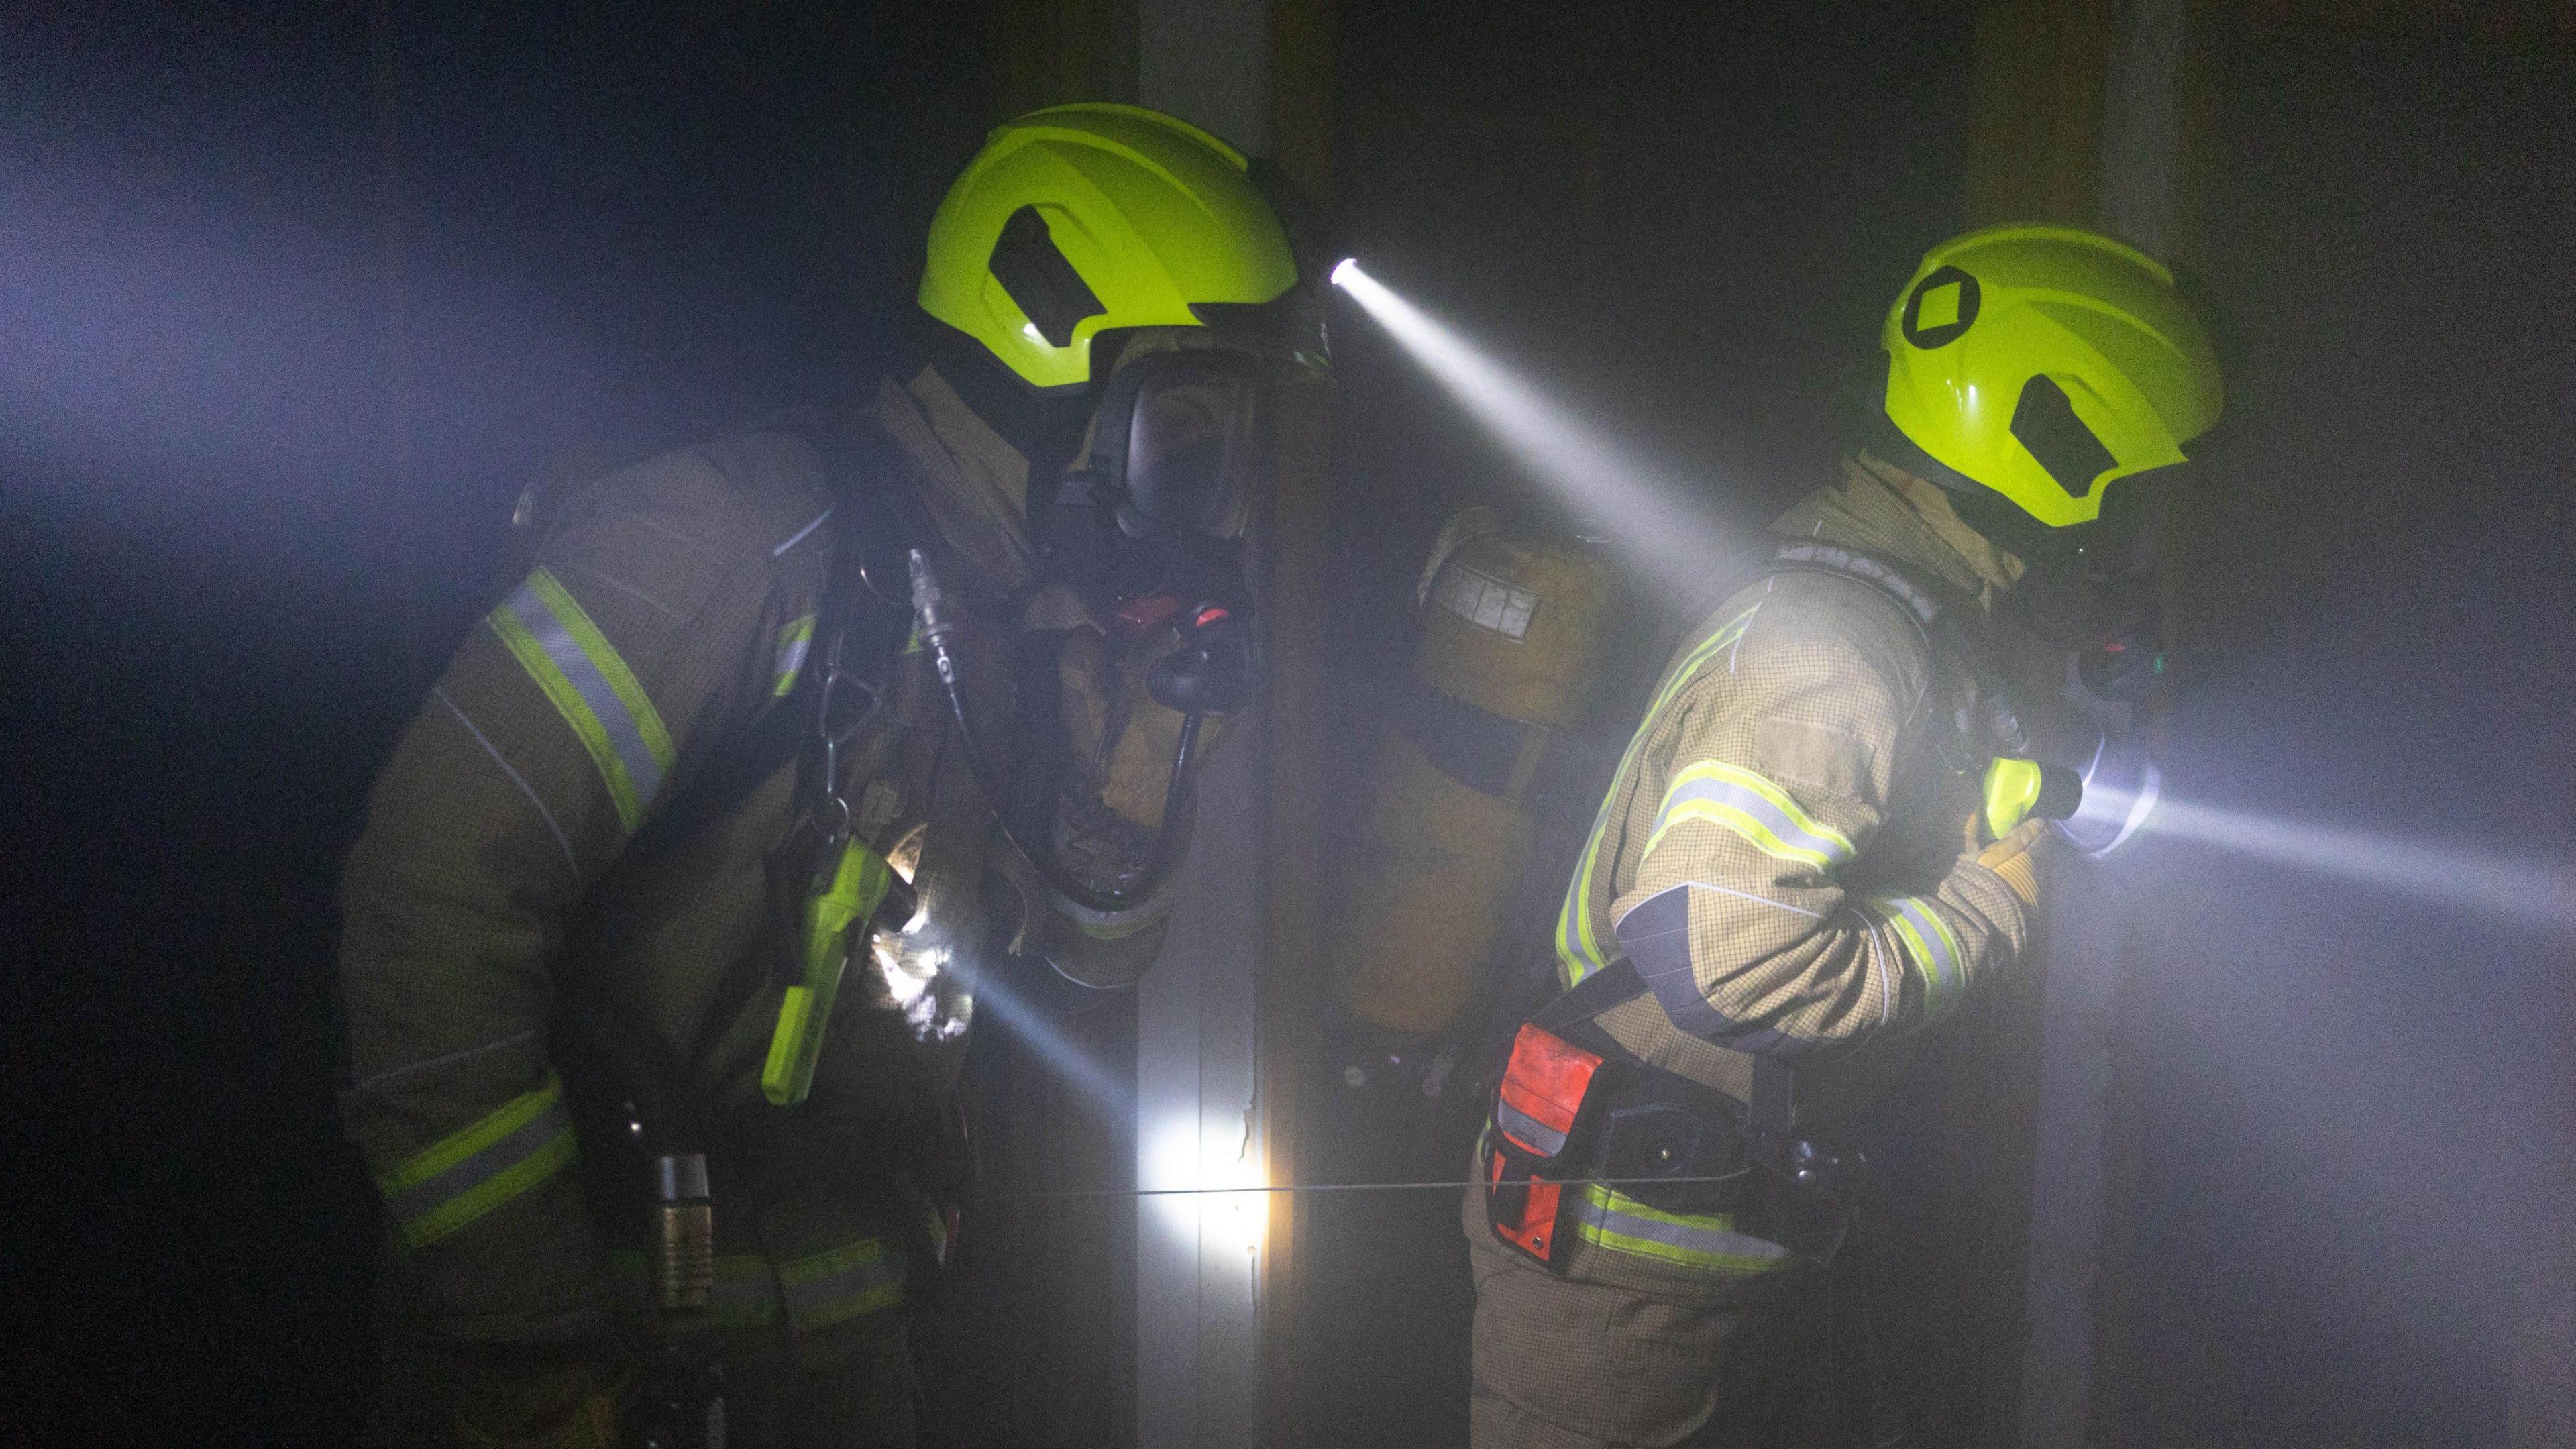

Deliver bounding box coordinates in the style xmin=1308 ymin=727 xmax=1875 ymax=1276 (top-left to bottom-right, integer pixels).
xmin=918 ymin=103 xmax=1305 ymax=391
xmin=1873 ymin=224 xmax=2222 ymax=535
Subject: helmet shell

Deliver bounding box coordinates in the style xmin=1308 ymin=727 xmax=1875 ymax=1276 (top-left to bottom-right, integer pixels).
xmin=1879 ymin=224 xmax=2222 ymax=529
xmin=918 ymin=103 xmax=1300 ymax=390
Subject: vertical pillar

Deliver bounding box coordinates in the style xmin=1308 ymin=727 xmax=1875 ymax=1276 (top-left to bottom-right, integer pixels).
xmin=1963 ymin=4 xmax=2206 ymax=1446
xmin=1252 ymin=3 xmax=1332 ymax=1444
xmin=2507 ymin=1062 xmax=2576 ymax=1448
xmin=1131 ymin=3 xmax=1333 ymax=1445
xmin=959 ymin=17 xmax=1144 ymax=1448
xmin=1964 ymin=0 xmax=2116 ymax=229
xmin=1136 ymin=729 xmax=1266 ymax=1449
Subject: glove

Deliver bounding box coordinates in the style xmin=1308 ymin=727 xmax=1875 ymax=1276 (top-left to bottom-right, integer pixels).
xmin=1966 ymin=814 xmax=2046 ymax=910
xmin=441 ymin=1341 xmax=633 ymax=1449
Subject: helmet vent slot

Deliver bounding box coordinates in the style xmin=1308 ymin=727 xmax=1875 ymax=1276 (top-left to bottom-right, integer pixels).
xmin=2011 ymin=374 xmax=2118 ymax=499
xmin=990 ymin=205 xmax=1106 ymax=347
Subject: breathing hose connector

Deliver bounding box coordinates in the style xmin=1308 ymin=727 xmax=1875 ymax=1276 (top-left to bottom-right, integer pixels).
xmin=910 ymin=547 xmax=965 ymax=668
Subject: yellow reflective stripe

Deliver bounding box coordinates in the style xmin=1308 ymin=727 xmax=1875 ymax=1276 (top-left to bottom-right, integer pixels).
xmin=377 ymin=1073 xmax=576 ymax=1250
xmin=773 ymin=614 xmax=817 ymax=698
xmin=487 ymin=568 xmax=676 ymax=831
xmin=1560 ymin=606 xmax=1759 ymax=981
xmin=1572 ymin=1184 xmax=1792 ymax=1272
xmin=776 ymin=1236 xmax=905 ymax=1328
xmin=1868 ymin=894 xmax=1967 ymax=1020
xmin=609 ymin=1236 xmax=904 ymax=1331
xmin=608 ymin=1252 xmax=782 ymax=1330
xmin=1645 ymin=761 xmax=1856 ymax=872
xmin=527 ymin=568 xmax=676 ymax=783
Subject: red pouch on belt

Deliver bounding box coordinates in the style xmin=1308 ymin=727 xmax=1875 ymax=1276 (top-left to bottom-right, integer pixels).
xmin=1485 ymin=1023 xmax=1605 ymax=1269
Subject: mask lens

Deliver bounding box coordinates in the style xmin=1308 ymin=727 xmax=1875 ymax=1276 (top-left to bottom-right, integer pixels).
xmin=1122 ymin=354 xmax=1271 ymax=541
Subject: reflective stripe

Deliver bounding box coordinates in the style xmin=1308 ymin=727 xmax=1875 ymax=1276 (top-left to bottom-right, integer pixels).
xmin=1558 ymin=606 xmax=1760 ymax=982
xmin=488 ymin=568 xmax=676 ymax=831
xmin=1868 ymin=894 xmax=1966 ymax=1018
xmin=772 ymin=505 xmax=834 ymax=558
xmin=1645 ymin=761 xmax=1855 ymax=873
xmin=1571 ymin=1184 xmax=1792 ymax=1272
xmin=777 ymin=1236 xmax=906 ymax=1328
xmin=378 ymin=1072 xmax=576 ymax=1250
xmin=773 ymin=614 xmax=816 ymax=698
xmin=611 ymin=1236 xmax=905 ymax=1331
xmin=1494 ymin=1099 xmax=1567 ymax=1157
xmin=608 ymin=1252 xmax=783 ymax=1330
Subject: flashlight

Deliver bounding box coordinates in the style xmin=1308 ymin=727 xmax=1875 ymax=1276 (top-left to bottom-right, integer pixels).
xmin=1983 ymin=727 xmax=2162 ymax=860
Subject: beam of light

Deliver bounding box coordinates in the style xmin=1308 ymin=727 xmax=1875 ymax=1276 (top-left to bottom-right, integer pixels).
xmin=1327 ymin=266 xmax=2576 ymax=941
xmin=1330 ymin=260 xmax=1736 ymax=606
xmin=1143 ymin=1109 xmax=1269 ymax=1257
xmin=955 ymin=956 xmax=1133 ymax=1119
xmin=2127 ymin=796 xmax=2576 ymax=938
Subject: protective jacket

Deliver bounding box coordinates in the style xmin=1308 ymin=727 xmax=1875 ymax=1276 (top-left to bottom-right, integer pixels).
xmin=1550 ymin=453 xmax=2037 ymax=1126
xmin=338 ymin=374 xmax=1132 ymax=1415
xmin=1464 ymin=454 xmax=2043 ymax=1449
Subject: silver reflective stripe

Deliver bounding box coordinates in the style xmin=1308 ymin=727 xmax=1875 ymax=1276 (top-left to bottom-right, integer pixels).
xmin=1653 ymin=772 xmax=1855 ymax=869
xmin=381 ymin=1092 xmax=572 ymax=1234
xmin=773 ymin=616 xmax=815 ymax=698
xmin=1494 ymin=1099 xmax=1567 ymax=1157
xmin=614 ymin=1240 xmax=904 ymax=1330
xmin=779 ymin=1240 xmax=905 ymax=1328
xmin=614 ymin=1255 xmax=790 ymax=1329
xmin=1555 ymin=604 xmax=1766 ymax=982
xmin=773 ymin=505 xmax=834 ymax=558
xmin=501 ymin=579 xmax=668 ymax=809
xmin=1879 ymin=895 xmax=1961 ymax=996
xmin=347 ymin=1026 xmax=545 ymax=1104
xmin=1572 ymin=1189 xmax=1790 ymax=1269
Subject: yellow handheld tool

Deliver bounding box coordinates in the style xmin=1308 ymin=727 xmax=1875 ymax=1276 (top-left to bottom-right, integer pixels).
xmin=762 ymin=837 xmax=896 ymax=1107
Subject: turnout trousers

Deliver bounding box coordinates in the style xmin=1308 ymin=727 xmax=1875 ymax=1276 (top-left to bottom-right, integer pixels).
xmin=1462 ymin=1180 xmax=1842 ymax=1449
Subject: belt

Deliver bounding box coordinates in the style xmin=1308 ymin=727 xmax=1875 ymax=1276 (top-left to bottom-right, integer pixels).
xmin=1485 ymin=961 xmax=1870 ymax=1269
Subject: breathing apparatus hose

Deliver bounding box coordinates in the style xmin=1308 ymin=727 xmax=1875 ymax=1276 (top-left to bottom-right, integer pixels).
xmin=908 ymin=548 xmax=1206 ymax=920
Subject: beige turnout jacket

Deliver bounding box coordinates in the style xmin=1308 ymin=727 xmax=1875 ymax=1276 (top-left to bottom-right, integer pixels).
xmin=339 ymin=393 xmax=994 ymax=1346
xmin=1552 ymin=455 xmax=2040 ymax=1121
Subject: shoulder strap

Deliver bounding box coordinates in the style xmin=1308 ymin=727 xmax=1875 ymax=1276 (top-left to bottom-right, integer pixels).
xmin=620 ymin=415 xmax=921 ymax=871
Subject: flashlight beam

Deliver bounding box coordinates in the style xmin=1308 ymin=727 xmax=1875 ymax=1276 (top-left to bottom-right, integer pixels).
xmin=1332 ymin=262 xmax=1737 ymax=606
xmin=2136 ymin=796 xmax=2576 ymax=938
xmin=960 ymin=957 xmax=1134 ymax=1116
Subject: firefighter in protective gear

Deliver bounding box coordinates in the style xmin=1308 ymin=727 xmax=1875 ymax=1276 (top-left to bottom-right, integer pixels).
xmin=1464 ymin=225 xmax=2220 ymax=1448
xmin=339 ymin=103 xmax=1326 ymax=1449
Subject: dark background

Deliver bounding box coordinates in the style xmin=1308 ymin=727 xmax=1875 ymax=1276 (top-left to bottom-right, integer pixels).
xmin=3 ymin=3 xmax=985 ymax=1442
xmin=5 ymin=3 xmax=2571 ymax=1447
